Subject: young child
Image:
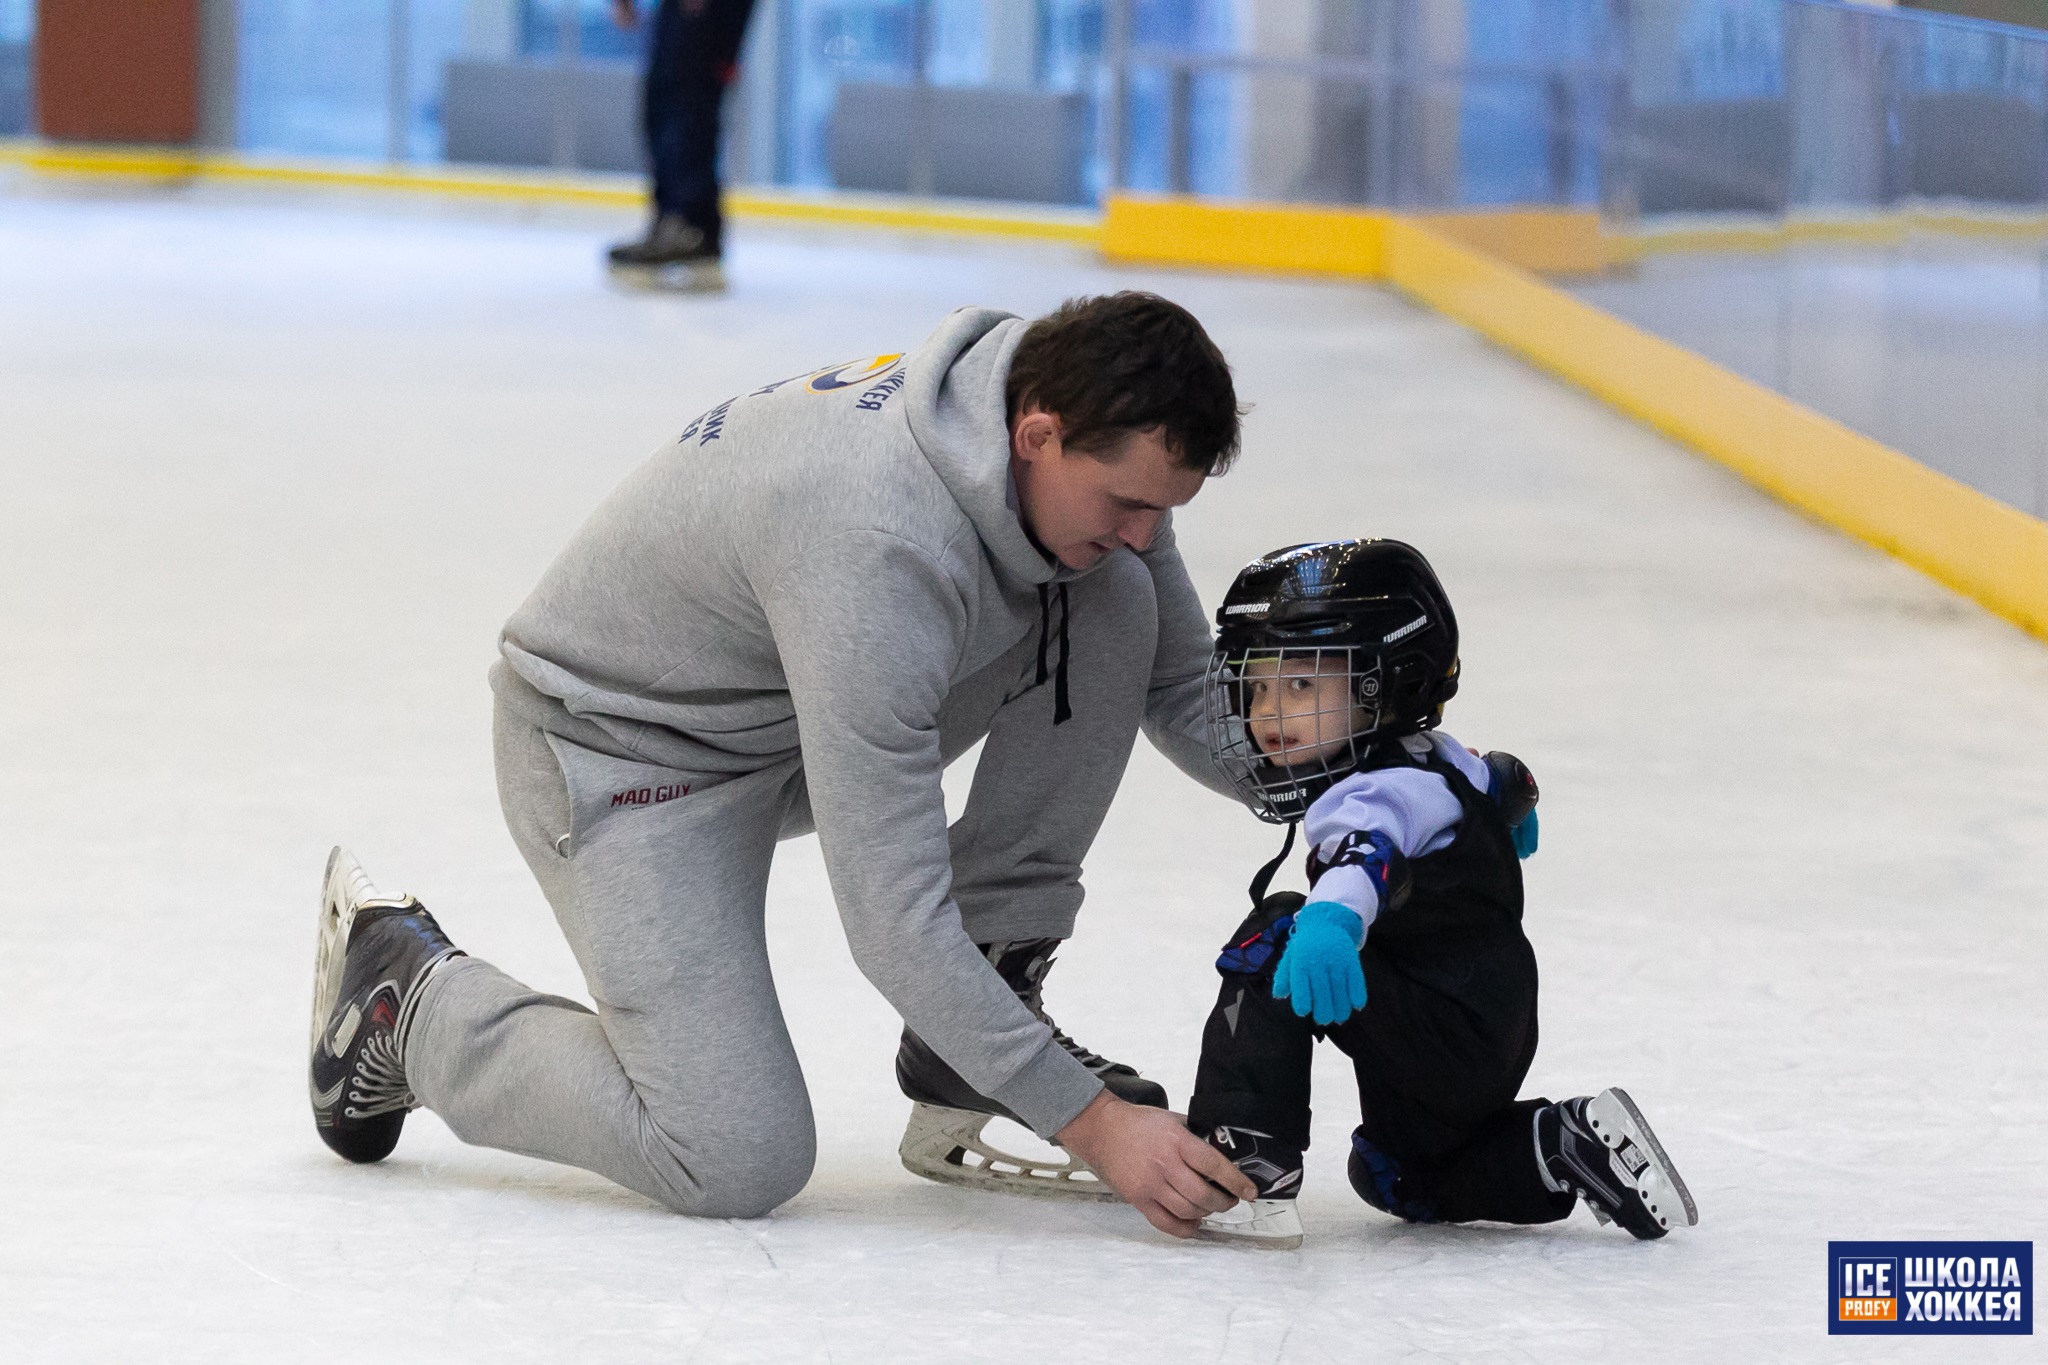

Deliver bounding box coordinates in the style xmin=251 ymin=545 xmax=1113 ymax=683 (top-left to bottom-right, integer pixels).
xmin=1188 ymin=539 xmax=1697 ymax=1248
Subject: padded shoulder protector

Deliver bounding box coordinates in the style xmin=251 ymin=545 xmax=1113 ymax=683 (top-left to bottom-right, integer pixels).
xmin=1482 ymin=750 xmax=1539 ymax=829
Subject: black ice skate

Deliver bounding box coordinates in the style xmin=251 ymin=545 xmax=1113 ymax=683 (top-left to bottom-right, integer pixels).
xmin=309 ymin=847 xmax=463 ymax=1164
xmin=1196 ymin=1126 xmax=1304 ymax=1249
xmin=897 ymin=938 xmax=1166 ymax=1200
xmin=605 ymin=214 xmax=725 ymax=293
xmin=1539 ymin=1089 xmax=1698 ymax=1240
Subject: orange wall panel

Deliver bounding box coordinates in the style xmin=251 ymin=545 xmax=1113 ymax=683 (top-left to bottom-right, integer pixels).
xmin=35 ymin=0 xmax=201 ymax=144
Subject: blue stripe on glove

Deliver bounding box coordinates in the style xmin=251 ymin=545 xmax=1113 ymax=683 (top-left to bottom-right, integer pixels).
xmin=1272 ymin=901 xmax=1367 ymax=1027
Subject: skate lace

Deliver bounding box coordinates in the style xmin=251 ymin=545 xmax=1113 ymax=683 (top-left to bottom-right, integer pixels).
xmin=1554 ymin=1107 xmax=1632 ymax=1214
xmin=344 ymin=1028 xmax=415 ymax=1119
xmin=1048 ymin=1023 xmax=1115 ymax=1073
xmin=339 ymin=949 xmax=454 ymax=1121
xmin=997 ymin=940 xmax=1126 ymax=1077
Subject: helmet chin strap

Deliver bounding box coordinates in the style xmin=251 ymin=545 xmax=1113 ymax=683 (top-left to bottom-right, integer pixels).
xmin=1247 ymin=820 xmax=1298 ymax=907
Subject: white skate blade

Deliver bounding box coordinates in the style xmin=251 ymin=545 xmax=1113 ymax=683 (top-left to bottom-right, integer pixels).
xmin=608 ymin=260 xmax=726 ymax=294
xmin=311 ymin=846 xmax=412 ymax=1055
xmin=1587 ymin=1088 xmax=1699 ymax=1232
xmin=898 ymin=1102 xmax=1119 ymax=1202
xmin=1198 ymin=1197 xmax=1303 ymax=1250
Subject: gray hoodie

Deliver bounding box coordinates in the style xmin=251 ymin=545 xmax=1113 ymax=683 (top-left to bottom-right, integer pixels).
xmin=490 ymin=307 xmax=1225 ymax=1136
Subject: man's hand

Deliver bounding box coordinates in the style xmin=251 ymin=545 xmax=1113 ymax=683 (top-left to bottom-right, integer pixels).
xmin=610 ymin=0 xmax=640 ymax=30
xmin=1055 ymin=1091 xmax=1255 ymax=1238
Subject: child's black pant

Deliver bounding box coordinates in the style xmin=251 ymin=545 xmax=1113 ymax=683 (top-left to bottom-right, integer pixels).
xmin=1188 ymin=892 xmax=1574 ymax=1226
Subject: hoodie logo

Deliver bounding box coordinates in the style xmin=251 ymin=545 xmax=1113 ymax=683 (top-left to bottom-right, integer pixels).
xmin=807 ymin=354 xmax=904 ymax=393
xmin=678 ymin=397 xmax=734 ymax=446
xmin=855 ymin=370 xmax=908 ymax=412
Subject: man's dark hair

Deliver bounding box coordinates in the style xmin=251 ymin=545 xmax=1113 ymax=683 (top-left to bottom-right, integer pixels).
xmin=1006 ymin=291 xmax=1242 ymax=475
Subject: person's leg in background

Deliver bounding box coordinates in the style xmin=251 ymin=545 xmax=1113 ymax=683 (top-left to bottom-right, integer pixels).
xmin=607 ymin=0 xmax=758 ymax=287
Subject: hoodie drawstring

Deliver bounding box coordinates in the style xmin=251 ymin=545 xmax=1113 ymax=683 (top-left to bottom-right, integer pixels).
xmin=1035 ymin=583 xmax=1073 ymax=726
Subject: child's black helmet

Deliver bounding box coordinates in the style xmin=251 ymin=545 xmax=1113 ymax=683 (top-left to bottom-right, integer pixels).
xmin=1205 ymin=539 xmax=1461 ymax=822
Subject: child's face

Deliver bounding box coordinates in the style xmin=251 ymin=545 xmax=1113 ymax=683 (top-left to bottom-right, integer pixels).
xmin=1242 ymin=653 xmax=1366 ymax=767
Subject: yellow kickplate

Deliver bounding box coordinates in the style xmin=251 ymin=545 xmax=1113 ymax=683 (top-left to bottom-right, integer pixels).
xmin=1103 ymin=194 xmax=1387 ymax=277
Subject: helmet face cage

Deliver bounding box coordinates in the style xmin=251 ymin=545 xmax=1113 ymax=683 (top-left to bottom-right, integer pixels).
xmin=1205 ymin=644 xmax=1385 ymax=824
xmin=1207 ymin=539 xmax=1461 ymax=823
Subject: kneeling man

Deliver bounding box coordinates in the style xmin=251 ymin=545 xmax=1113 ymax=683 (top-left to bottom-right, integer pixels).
xmin=308 ymin=293 xmax=1257 ymax=1237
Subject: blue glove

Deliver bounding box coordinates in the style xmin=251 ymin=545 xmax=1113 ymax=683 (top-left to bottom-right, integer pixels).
xmin=1272 ymin=901 xmax=1367 ymax=1026
xmin=1511 ymin=808 xmax=1540 ymax=860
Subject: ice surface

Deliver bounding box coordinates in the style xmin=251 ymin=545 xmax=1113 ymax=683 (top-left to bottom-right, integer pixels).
xmin=2 ymin=178 xmax=2044 ymax=1363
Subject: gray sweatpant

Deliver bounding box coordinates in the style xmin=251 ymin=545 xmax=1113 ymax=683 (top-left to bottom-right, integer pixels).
xmin=407 ymin=552 xmax=1162 ymax=1216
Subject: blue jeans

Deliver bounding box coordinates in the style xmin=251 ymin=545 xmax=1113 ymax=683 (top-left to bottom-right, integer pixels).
xmin=643 ymin=0 xmax=757 ymax=251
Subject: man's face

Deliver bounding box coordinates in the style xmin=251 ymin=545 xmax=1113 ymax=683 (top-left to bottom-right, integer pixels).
xmin=1009 ymin=409 xmax=1208 ymax=570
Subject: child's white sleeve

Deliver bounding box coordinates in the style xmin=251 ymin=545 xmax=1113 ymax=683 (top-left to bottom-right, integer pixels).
xmin=1301 ymin=764 xmax=1463 ymax=929
xmin=1428 ymin=730 xmax=1493 ymax=790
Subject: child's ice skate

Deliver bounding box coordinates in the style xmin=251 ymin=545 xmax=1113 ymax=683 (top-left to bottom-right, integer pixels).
xmin=897 ymin=938 xmax=1165 ymax=1201
xmin=309 ymin=847 xmax=463 ymax=1164
xmin=1196 ymin=1125 xmax=1304 ymax=1249
xmin=1540 ymin=1088 xmax=1698 ymax=1240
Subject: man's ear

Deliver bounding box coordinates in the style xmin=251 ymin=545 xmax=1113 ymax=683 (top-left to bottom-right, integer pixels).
xmin=1010 ymin=408 xmax=1063 ymax=465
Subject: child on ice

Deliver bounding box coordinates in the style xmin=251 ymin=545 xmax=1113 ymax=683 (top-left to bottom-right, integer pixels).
xmin=1187 ymin=539 xmax=1698 ymax=1248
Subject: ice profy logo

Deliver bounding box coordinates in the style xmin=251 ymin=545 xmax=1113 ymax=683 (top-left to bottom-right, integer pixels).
xmin=1835 ymin=1254 xmax=1898 ymax=1323
xmin=1829 ymin=1241 xmax=2032 ymax=1336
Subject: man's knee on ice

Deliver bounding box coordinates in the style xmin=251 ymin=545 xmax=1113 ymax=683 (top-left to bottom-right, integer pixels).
xmin=639 ymin=1113 xmax=816 ymax=1218
xmin=699 ymin=1138 xmax=815 ymax=1218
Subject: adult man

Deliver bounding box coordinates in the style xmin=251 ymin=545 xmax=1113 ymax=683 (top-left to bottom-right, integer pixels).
xmin=309 ymin=294 xmax=1257 ymax=1237
xmin=604 ymin=0 xmax=757 ymax=291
